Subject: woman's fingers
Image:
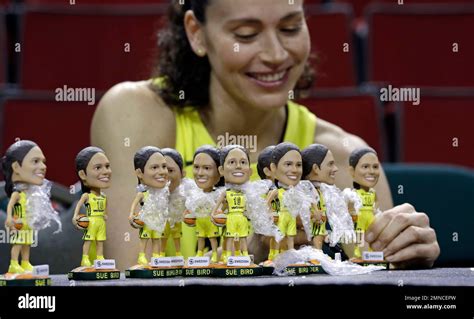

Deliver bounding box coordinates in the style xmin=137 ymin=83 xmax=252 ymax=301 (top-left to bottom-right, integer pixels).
xmin=383 ymin=225 xmax=437 ymax=258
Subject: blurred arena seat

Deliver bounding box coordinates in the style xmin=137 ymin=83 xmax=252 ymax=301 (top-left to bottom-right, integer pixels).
xmin=19 ymin=4 xmax=166 ymax=90
xmin=396 ymin=88 xmax=474 ymax=169
xmin=366 ymin=3 xmax=474 ymax=87
xmin=384 ymin=163 xmax=474 ymax=266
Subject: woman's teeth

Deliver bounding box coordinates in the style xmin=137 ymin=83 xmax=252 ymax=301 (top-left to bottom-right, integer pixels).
xmin=250 ymin=70 xmax=286 ymax=82
xmin=287 ymin=175 xmax=297 ymax=180
xmin=197 ymin=178 xmax=208 ymax=183
xmin=232 ymin=172 xmax=244 ymax=177
xmin=99 ymin=177 xmax=110 ymax=182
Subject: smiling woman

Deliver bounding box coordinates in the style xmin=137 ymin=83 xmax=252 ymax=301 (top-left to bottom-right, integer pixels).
xmin=92 ymin=0 xmax=439 ymax=269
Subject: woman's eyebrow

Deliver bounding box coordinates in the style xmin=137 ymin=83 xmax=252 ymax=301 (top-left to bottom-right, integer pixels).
xmin=280 ymin=11 xmax=304 ymax=22
xmin=225 ymin=11 xmax=303 ymax=26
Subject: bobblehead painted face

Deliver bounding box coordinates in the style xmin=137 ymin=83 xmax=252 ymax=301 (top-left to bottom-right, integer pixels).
xmin=315 ymin=150 xmax=338 ymax=185
xmin=138 ymin=152 xmax=168 ymax=189
xmin=351 ymin=153 xmax=380 ymax=190
xmin=193 ymin=153 xmax=221 ymax=192
xmin=219 ymin=148 xmax=251 ymax=185
xmin=196 ymin=0 xmax=310 ymax=111
xmin=12 ymin=146 xmax=47 ymax=186
xmin=165 ymin=156 xmax=183 ymax=192
xmin=81 ymin=152 xmax=112 ymax=190
xmin=272 ymin=150 xmax=302 ymax=187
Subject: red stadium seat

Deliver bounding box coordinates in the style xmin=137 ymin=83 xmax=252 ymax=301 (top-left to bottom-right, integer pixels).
xmin=367 ymin=4 xmax=474 ymax=87
xmin=0 ymin=94 xmax=97 ymax=186
xmin=305 ymin=4 xmax=357 ymax=88
xmin=298 ymin=88 xmax=385 ymax=158
xmin=397 ymin=89 xmax=474 ymax=169
xmin=335 ymin=0 xmax=474 ymax=19
xmin=20 ymin=5 xmax=167 ymax=91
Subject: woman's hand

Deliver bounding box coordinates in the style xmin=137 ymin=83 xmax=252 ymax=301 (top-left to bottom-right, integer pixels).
xmin=366 ymin=203 xmax=440 ymax=269
xmin=5 ymin=217 xmax=12 ymax=230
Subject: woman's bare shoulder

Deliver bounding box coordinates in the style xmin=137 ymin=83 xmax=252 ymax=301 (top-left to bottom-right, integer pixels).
xmin=91 ymin=81 xmax=175 ymax=147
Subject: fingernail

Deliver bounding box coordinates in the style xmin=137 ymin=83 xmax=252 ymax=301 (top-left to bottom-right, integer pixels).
xmin=371 ymin=241 xmax=381 ymax=251
xmin=366 ymin=232 xmax=374 ymax=242
xmin=385 ymin=255 xmax=394 ymax=262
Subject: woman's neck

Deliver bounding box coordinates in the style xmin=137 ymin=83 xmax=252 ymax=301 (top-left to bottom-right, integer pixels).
xmin=201 ymin=75 xmax=287 ymax=159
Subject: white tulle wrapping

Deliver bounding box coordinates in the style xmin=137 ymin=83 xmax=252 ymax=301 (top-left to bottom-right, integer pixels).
xmin=273 ymin=246 xmax=386 ymax=276
xmin=21 ymin=181 xmax=62 ymax=234
xmin=320 ymin=183 xmax=356 ymax=245
xmin=282 ymin=181 xmax=317 ymax=241
xmin=186 ymin=184 xmax=225 ymax=218
xmin=139 ymin=185 xmax=169 ymax=233
xmin=342 ymin=188 xmax=362 ymax=214
xmin=168 ymin=178 xmax=195 ymax=227
xmin=240 ymin=181 xmax=283 ymax=242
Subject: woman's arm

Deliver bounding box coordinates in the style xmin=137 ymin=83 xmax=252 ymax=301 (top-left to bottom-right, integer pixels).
xmin=129 ymin=192 xmax=143 ymax=221
xmin=91 ymin=81 xmax=175 ymax=269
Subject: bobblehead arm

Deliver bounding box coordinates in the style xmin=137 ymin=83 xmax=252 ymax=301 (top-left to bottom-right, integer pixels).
xmin=91 ymin=81 xmax=176 ymax=270
xmin=5 ymin=192 xmax=20 ymax=229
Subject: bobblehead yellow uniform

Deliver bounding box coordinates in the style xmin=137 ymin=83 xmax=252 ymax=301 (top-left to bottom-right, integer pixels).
xmin=196 ymin=215 xmax=219 ymax=238
xmin=276 ymin=188 xmax=297 ymax=237
xmin=225 ymin=190 xmax=249 ymax=238
xmin=10 ymin=192 xmax=34 ymax=245
xmin=83 ymin=192 xmax=107 ymax=241
xmin=163 ymin=221 xmax=182 ymax=239
xmin=354 ymin=188 xmax=376 ymax=258
xmin=312 ymin=188 xmax=328 ymax=237
xmin=138 ymin=191 xmax=163 ymax=240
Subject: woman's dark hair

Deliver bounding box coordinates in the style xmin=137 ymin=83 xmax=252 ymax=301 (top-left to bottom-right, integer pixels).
xmin=152 ymin=0 xmax=315 ymax=107
xmin=271 ymin=142 xmax=301 ymax=165
xmin=194 ymin=144 xmax=224 ymax=187
xmin=162 ymin=148 xmax=184 ymax=173
xmin=1 ymin=140 xmax=38 ymax=197
xmin=301 ymin=143 xmax=329 ymax=178
xmin=349 ymin=147 xmax=378 ymax=189
xmin=257 ymin=145 xmax=275 ymax=179
xmin=134 ymin=146 xmax=163 ymax=185
xmin=75 ymin=146 xmax=106 ymax=193
xmin=219 ymin=144 xmax=250 ymax=167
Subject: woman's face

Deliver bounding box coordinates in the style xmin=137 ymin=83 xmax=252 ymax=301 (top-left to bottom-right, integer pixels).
xmin=271 ymin=150 xmax=302 ymax=186
xmin=219 ymin=148 xmax=251 ymax=185
xmin=83 ymin=152 xmax=112 ymax=190
xmin=202 ymin=0 xmax=310 ymax=110
xmin=316 ymin=150 xmax=338 ymax=185
xmin=351 ymin=153 xmax=380 ymax=190
xmin=140 ymin=152 xmax=168 ymax=189
xmin=12 ymin=146 xmax=47 ymax=186
xmin=193 ymin=153 xmax=221 ymax=192
xmin=165 ymin=156 xmax=183 ymax=192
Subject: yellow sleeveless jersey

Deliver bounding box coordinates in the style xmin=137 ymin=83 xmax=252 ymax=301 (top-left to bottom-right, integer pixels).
xmin=356 ymin=188 xmax=376 ymax=214
xmin=12 ymin=192 xmax=27 ymax=219
xmin=174 ymin=102 xmax=316 ymax=181
xmin=277 ymin=188 xmax=289 ymax=214
xmin=316 ymin=188 xmax=326 ymax=215
xmin=226 ymin=189 xmax=246 ymax=214
xmin=85 ymin=193 xmax=106 ymax=217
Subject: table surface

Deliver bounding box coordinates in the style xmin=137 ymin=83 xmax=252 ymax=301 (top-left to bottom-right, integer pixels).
xmin=50 ymin=267 xmax=474 ymax=287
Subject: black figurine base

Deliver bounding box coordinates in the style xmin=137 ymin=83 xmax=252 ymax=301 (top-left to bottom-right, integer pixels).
xmin=125 ymin=265 xmax=183 ymax=278
xmin=67 ymin=266 xmax=121 ymax=281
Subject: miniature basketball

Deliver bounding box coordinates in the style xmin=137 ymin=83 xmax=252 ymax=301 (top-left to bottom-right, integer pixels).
xmin=211 ymin=213 xmax=227 ymax=227
xmin=76 ymin=214 xmax=89 ymax=229
xmin=12 ymin=217 xmax=23 ymax=230
xmin=183 ymin=213 xmax=196 ymax=227
xmin=130 ymin=216 xmax=144 ymax=229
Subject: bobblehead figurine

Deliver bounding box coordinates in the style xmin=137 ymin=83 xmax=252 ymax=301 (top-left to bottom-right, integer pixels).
xmin=301 ymin=144 xmax=337 ymax=250
xmin=1 ymin=140 xmax=60 ymax=286
xmin=126 ymin=147 xmax=183 ymax=279
xmin=256 ymin=145 xmax=281 ymax=263
xmin=69 ymin=146 xmax=119 ymax=281
xmin=161 ymin=148 xmax=185 ymax=257
xmin=190 ymin=145 xmax=223 ymax=265
xmin=348 ymin=147 xmax=384 ymax=264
